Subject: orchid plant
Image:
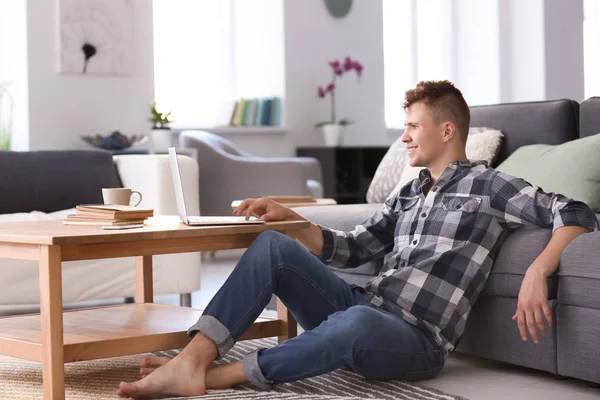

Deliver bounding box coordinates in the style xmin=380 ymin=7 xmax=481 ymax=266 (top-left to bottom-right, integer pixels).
xmin=315 ymin=56 xmax=363 ymax=128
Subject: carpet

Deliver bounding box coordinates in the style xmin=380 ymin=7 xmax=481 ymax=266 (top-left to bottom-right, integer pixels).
xmin=0 ymin=338 xmax=466 ymax=400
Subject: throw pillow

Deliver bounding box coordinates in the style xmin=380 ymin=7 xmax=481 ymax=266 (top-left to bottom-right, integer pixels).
xmin=386 ymin=127 xmax=504 ymax=200
xmin=495 ymin=133 xmax=600 ymax=212
xmin=365 ymin=136 xmax=408 ymax=203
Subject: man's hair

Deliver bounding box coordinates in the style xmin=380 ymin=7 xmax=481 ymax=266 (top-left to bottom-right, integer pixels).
xmin=403 ymin=80 xmax=470 ymax=143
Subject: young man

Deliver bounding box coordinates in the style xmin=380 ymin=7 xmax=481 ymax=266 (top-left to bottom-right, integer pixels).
xmin=117 ymin=81 xmax=598 ymax=398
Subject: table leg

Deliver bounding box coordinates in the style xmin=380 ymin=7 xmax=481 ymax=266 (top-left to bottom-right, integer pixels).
xmin=277 ymin=297 xmax=297 ymax=343
xmin=40 ymin=245 xmax=65 ymax=400
xmin=135 ymin=255 xmax=153 ymax=303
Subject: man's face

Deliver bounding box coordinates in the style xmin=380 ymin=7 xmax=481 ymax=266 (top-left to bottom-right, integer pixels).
xmin=401 ymin=102 xmax=445 ymax=168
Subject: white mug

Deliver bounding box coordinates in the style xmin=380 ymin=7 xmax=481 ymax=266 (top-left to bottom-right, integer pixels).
xmin=102 ymin=188 xmax=143 ymax=207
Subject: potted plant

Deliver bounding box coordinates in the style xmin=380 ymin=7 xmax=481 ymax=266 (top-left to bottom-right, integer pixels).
xmin=0 ymin=82 xmax=13 ymax=151
xmin=315 ymin=56 xmax=363 ymax=146
xmin=148 ymin=102 xmax=173 ymax=152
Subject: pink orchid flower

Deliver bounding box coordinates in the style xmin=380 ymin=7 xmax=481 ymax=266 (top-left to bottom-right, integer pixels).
xmin=343 ymin=56 xmax=354 ymax=71
xmin=316 ymin=57 xmax=364 ymax=128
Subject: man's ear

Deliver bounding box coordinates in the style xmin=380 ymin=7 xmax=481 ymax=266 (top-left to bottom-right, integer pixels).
xmin=442 ymin=122 xmax=457 ymax=142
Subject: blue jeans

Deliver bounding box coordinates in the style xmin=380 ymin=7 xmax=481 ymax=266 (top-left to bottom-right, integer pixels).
xmin=188 ymin=231 xmax=444 ymax=390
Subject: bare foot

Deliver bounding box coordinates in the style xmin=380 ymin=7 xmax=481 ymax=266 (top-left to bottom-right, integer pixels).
xmin=139 ymin=355 xmax=171 ymax=378
xmin=117 ymin=351 xmax=206 ymax=398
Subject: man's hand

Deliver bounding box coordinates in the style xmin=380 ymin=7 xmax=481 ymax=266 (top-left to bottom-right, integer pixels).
xmin=511 ymin=225 xmax=589 ymax=344
xmin=233 ymin=197 xmax=325 ymax=256
xmin=512 ymin=266 xmax=552 ymax=344
xmin=233 ymin=197 xmax=299 ymax=222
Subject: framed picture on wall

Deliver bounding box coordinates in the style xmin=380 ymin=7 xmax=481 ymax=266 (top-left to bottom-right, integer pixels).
xmin=57 ymin=0 xmax=134 ymax=75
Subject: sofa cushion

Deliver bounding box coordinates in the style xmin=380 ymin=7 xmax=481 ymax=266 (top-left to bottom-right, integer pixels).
xmin=470 ymin=99 xmax=579 ymax=166
xmin=495 ymin=133 xmax=600 ymax=212
xmin=557 ymin=228 xmax=600 ymax=310
xmin=0 ymin=150 xmax=122 ymax=214
xmin=485 ymin=226 xmax=557 ymax=299
xmin=366 ymin=138 xmax=407 ymax=204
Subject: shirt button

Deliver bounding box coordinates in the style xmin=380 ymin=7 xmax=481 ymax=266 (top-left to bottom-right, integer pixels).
xmin=421 ymin=212 xmax=427 ymax=218
xmin=412 ymin=240 xmax=418 ymax=245
xmin=432 ymin=187 xmax=437 ymax=192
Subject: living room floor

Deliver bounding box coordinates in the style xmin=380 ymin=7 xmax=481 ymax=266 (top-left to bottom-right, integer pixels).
xmin=167 ymin=249 xmax=599 ymax=400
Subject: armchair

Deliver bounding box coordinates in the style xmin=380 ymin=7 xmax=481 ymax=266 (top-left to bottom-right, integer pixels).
xmin=179 ymin=130 xmax=323 ymax=216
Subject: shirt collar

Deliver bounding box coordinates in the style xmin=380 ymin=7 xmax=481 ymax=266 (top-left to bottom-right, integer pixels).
xmin=417 ymin=159 xmax=488 ymax=190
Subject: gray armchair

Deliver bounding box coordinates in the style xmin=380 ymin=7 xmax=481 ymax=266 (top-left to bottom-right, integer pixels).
xmin=179 ymin=130 xmax=323 ymax=216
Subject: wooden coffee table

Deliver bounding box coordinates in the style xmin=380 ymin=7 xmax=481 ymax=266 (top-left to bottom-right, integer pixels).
xmin=0 ymin=216 xmax=309 ymax=399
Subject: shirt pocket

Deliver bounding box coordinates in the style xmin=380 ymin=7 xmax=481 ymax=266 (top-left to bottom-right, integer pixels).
xmin=441 ymin=196 xmax=482 ymax=213
xmin=396 ymin=196 xmax=420 ymax=238
xmin=435 ymin=196 xmax=482 ymax=243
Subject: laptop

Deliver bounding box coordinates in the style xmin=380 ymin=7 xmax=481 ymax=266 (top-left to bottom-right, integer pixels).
xmin=168 ymin=148 xmax=265 ymax=226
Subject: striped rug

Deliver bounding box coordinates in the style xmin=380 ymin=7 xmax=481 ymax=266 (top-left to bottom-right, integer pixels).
xmin=158 ymin=338 xmax=466 ymax=400
xmin=0 ymin=338 xmax=466 ymax=400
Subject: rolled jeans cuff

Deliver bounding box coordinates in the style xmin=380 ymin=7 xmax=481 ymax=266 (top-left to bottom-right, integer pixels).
xmin=187 ymin=315 xmax=234 ymax=359
xmin=243 ymin=349 xmax=274 ymax=390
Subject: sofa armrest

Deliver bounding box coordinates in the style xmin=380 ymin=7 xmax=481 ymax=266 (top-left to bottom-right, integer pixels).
xmin=113 ymin=154 xmax=199 ymax=216
xmin=294 ymin=203 xmax=383 ymax=231
xmin=559 ymin=229 xmax=600 ymax=280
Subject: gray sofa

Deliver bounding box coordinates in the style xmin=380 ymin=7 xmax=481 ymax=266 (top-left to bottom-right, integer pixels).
xmin=295 ymin=98 xmax=600 ymax=385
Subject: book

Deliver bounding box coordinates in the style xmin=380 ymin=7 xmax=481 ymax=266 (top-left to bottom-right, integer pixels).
xmin=75 ymin=204 xmax=154 ymax=219
xmin=271 ymin=97 xmax=281 ymax=126
xmin=65 ymin=213 xmax=146 ymax=222
xmin=63 ymin=218 xmax=146 ymax=226
xmin=232 ymin=98 xmax=246 ymax=126
xmin=253 ymin=98 xmax=264 ymax=126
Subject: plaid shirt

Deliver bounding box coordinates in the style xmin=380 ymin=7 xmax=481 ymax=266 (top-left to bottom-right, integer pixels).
xmin=319 ymin=160 xmax=598 ymax=356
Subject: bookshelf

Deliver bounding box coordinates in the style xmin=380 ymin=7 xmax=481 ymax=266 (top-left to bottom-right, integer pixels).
xmin=296 ymin=146 xmax=389 ymax=204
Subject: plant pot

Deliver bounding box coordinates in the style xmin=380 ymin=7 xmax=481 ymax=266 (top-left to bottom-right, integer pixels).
xmin=150 ymin=129 xmax=173 ymax=152
xmin=322 ymin=124 xmax=344 ymax=147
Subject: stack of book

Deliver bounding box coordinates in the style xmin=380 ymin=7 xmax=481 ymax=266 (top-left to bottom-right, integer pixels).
xmin=63 ymin=204 xmax=154 ymax=226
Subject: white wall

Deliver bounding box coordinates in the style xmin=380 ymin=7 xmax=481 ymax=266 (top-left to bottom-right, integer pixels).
xmin=544 ymin=0 xmax=584 ymax=101
xmin=25 ymin=0 xmax=154 ymax=151
xmin=0 ymin=0 xmax=29 ymax=151
xmin=284 ymin=0 xmax=389 ymax=149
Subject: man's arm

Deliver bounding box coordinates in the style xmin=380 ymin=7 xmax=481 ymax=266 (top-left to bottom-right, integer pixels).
xmin=513 ymin=225 xmax=589 ymax=344
xmin=490 ymin=171 xmax=599 ymax=343
xmin=292 ymin=221 xmax=325 ymax=257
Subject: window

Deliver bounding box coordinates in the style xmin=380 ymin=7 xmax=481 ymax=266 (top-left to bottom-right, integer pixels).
xmin=152 ymin=0 xmax=284 ymax=127
xmin=383 ymin=0 xmax=452 ymax=129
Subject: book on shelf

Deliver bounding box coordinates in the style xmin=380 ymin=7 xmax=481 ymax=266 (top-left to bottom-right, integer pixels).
xmin=223 ymin=97 xmax=283 ymax=127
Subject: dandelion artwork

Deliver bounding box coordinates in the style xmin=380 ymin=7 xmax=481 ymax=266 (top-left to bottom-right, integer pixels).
xmin=58 ymin=0 xmax=134 ymax=75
